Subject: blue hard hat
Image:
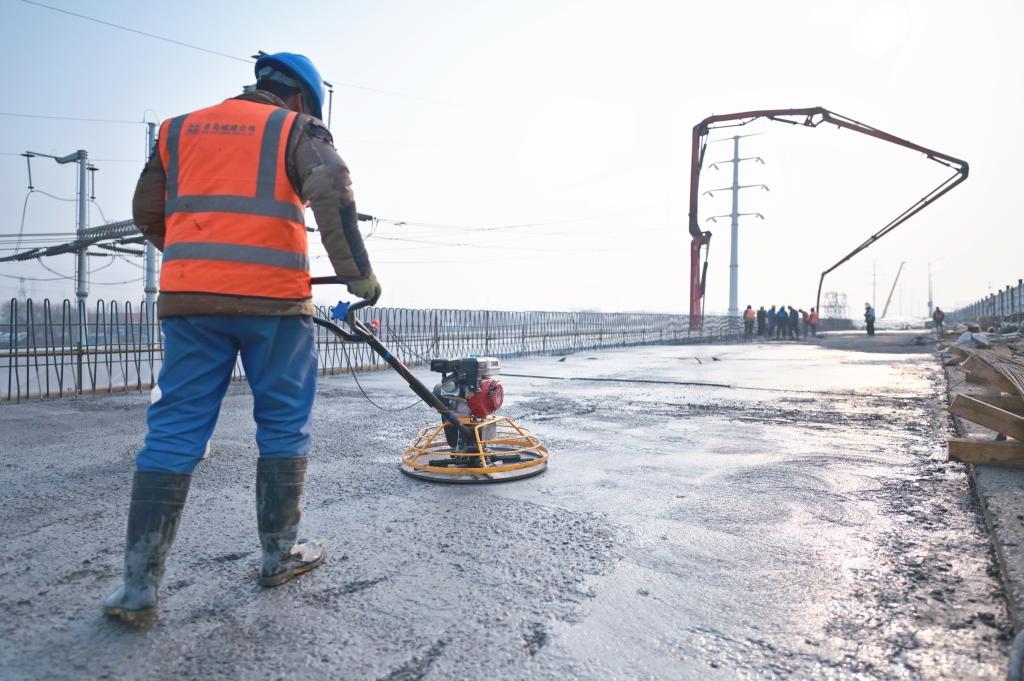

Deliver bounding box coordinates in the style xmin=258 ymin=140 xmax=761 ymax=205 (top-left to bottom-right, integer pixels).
xmin=255 ymin=52 xmax=325 ymax=120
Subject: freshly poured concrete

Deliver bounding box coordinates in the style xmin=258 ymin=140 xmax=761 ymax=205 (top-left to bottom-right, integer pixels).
xmin=0 ymin=337 xmax=1009 ymax=679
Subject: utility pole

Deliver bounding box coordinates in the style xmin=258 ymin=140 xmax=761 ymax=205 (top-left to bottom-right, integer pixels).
xmin=144 ymin=122 xmax=158 ymax=323
xmin=26 ymin=148 xmax=91 ymax=391
xmin=872 ymin=261 xmax=877 ymax=310
xmin=704 ymin=134 xmax=768 ymax=317
xmin=56 ymin=149 xmax=91 ymax=307
xmin=927 ymin=262 xmax=933 ymax=317
xmin=28 ymin=150 xmax=90 ymax=305
xmin=881 ymin=261 xmax=905 ymax=319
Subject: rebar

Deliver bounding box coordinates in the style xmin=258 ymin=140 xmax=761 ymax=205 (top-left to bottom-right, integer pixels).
xmin=1 ymin=297 xmax=743 ymax=402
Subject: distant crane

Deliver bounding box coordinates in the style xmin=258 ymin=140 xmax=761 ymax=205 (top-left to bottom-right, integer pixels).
xmin=881 ymin=261 xmax=906 ymax=319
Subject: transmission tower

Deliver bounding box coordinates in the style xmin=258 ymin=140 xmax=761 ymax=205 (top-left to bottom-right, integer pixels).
xmin=822 ymin=291 xmax=848 ymax=319
xmin=703 ymin=134 xmax=768 ymax=316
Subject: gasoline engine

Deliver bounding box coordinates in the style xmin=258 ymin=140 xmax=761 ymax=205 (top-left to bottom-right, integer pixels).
xmin=430 ymin=357 xmax=504 ymax=450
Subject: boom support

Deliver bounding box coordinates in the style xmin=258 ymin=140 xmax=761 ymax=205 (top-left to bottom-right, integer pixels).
xmin=687 ymin=107 xmax=968 ymax=329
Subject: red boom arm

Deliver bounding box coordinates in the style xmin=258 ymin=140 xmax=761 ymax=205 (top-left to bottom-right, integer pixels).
xmin=687 ymin=107 xmax=968 ymax=329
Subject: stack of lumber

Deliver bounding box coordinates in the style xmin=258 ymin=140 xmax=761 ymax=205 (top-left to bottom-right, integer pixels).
xmin=947 ymin=343 xmax=1024 ymax=468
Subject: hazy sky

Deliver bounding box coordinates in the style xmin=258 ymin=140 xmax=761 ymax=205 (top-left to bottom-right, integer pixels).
xmin=1 ymin=0 xmax=1020 ymax=316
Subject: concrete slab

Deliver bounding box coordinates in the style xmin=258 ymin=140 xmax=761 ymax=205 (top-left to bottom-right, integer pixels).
xmin=0 ymin=338 xmax=1011 ymax=679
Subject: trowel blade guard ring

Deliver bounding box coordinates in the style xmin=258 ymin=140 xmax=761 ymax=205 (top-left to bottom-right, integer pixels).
xmin=401 ymin=416 xmax=549 ymax=484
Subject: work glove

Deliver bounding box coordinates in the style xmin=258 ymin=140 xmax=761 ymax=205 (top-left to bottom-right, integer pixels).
xmin=347 ymin=273 xmax=381 ymax=301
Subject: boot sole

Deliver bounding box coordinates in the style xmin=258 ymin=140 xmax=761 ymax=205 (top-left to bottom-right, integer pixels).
xmin=104 ymin=605 xmax=157 ymax=628
xmin=260 ymin=550 xmax=326 ymax=588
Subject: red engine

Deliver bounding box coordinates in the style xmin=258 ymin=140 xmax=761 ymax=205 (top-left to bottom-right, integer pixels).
xmin=467 ymin=378 xmax=503 ymax=417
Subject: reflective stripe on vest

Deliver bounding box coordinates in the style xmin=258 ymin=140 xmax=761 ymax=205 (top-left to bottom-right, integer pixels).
xmin=165 ymin=195 xmax=303 ymax=222
xmin=158 ymin=100 xmax=310 ymax=299
xmin=163 ymin=242 xmax=310 ymax=271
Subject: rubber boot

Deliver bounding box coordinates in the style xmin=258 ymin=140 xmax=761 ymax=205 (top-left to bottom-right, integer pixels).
xmin=103 ymin=470 xmax=191 ymax=627
xmin=257 ymin=457 xmax=325 ymax=587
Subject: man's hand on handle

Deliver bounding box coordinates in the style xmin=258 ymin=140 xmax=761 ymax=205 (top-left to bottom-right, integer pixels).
xmin=347 ymin=273 xmax=381 ymax=301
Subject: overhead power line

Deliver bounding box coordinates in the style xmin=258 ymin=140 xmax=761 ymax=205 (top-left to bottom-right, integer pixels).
xmin=375 ymin=216 xmax=602 ymax=233
xmin=17 ymin=0 xmax=468 ymax=107
xmin=370 ymin=234 xmax=613 ymax=255
xmin=0 ymin=112 xmax=142 ymax=125
xmin=0 ymin=271 xmax=68 ymax=282
xmin=18 ymin=0 xmax=251 ymax=63
xmin=2 ymin=150 xmax=143 ymax=163
xmin=0 ymin=219 xmax=139 ymax=263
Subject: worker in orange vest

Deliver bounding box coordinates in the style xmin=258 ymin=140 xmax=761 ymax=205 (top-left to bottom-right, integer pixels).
xmin=808 ymin=307 xmax=820 ymax=336
xmin=743 ymin=305 xmax=756 ymax=339
xmin=104 ymin=53 xmax=378 ymax=626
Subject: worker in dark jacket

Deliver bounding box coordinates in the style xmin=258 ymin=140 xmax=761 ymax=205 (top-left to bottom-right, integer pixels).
xmin=788 ymin=306 xmax=800 ymax=339
xmin=756 ymin=306 xmax=767 ymax=336
xmin=104 ymin=53 xmax=378 ymax=627
xmin=775 ymin=305 xmax=788 ymax=339
xmin=767 ymin=305 xmax=777 ymax=337
xmin=933 ymin=307 xmax=945 ymax=335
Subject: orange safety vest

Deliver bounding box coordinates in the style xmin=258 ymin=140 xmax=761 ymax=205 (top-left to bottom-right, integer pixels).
xmin=743 ymin=308 xmax=755 ymax=320
xmin=158 ymin=99 xmax=310 ymax=300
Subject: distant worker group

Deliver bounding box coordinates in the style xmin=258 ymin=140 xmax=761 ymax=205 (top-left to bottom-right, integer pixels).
xmin=743 ymin=304 xmax=819 ymax=340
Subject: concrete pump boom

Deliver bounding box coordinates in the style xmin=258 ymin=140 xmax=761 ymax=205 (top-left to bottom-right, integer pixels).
xmin=687 ymin=107 xmax=968 ymax=329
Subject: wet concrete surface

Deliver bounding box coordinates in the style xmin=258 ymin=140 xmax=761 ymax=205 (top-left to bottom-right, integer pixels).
xmin=812 ymin=329 xmax=939 ymax=355
xmin=0 ymin=332 xmax=1011 ymax=679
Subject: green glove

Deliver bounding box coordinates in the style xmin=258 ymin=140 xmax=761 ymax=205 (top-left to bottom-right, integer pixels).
xmin=347 ymin=273 xmax=381 ymax=301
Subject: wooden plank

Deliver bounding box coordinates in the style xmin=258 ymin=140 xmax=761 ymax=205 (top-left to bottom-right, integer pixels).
xmin=949 ymin=394 xmax=1024 ymax=439
xmin=972 ymin=394 xmax=1024 ymax=416
xmin=963 ymin=355 xmax=1019 ymax=394
xmin=948 ymin=438 xmax=1024 ymax=468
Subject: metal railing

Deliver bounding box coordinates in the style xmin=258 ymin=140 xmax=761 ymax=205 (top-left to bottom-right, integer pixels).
xmin=2 ymin=298 xmax=743 ymax=402
xmin=951 ymin=278 xmax=1024 ymax=328
xmin=2 ymin=298 xmax=161 ymax=402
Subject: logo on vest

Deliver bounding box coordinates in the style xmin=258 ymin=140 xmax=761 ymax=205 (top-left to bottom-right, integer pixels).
xmin=186 ymin=122 xmax=258 ymax=136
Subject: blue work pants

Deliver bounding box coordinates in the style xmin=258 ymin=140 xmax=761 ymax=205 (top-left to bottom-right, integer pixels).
xmin=136 ymin=315 xmax=317 ymax=474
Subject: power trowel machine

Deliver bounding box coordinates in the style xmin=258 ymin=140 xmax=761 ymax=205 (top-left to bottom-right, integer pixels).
xmin=312 ymin=277 xmax=548 ymax=483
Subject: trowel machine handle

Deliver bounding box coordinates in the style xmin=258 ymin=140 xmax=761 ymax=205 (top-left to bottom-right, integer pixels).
xmin=310 ymin=275 xmax=379 ymax=342
xmin=309 ymin=275 xmax=479 ymax=448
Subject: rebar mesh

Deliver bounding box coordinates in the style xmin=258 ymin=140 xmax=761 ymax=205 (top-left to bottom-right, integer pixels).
xmin=1 ymin=298 xmax=742 ymax=402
